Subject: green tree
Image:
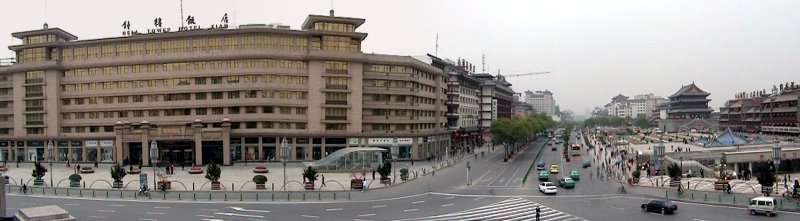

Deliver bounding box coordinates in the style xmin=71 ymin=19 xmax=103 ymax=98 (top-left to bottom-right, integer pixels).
xmin=31 ymin=162 xmax=47 ymax=179
xmin=633 ymin=115 xmax=650 ymax=129
xmin=667 ymin=163 xmax=682 ymax=179
xmin=756 ymin=161 xmax=776 ymax=187
xmin=205 ymin=162 xmax=221 ymax=182
xmin=110 ymin=164 xmax=127 ymax=182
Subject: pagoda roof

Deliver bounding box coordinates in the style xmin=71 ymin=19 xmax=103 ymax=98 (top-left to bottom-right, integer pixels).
xmin=669 ymin=83 xmax=710 ymax=99
xmin=729 ymin=100 xmax=742 ymax=108
xmin=667 ymin=107 xmax=713 ymax=113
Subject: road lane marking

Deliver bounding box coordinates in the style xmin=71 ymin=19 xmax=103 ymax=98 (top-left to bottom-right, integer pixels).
xmin=97 ymin=210 xmax=115 ymax=213
xmin=64 ymin=203 xmax=79 ymax=206
xmin=506 ymin=167 xmax=521 ymax=186
xmin=229 ymin=207 xmax=270 ymax=213
xmin=474 ymin=197 xmax=484 ymax=201
xmin=412 ymin=201 xmax=424 ymax=204
xmin=441 ymin=203 xmax=454 ymax=207
xmin=20 ymin=202 xmax=35 ymax=205
xmin=359 ymin=214 xmax=376 ymax=217
xmin=444 ymin=196 xmax=455 ymax=200
xmin=215 ymin=212 xmax=264 ymax=218
xmin=88 ymin=216 xmax=107 ymax=219
xmin=301 ymin=215 xmax=319 ymax=218
xmin=153 ymin=206 xmax=171 ymax=209
xmin=201 ymin=209 xmax=219 ymax=211
xmin=354 ymin=219 xmax=375 ymax=221
xmin=138 ymin=219 xmax=157 ymax=221
xmin=610 ymin=206 xmax=625 ymax=210
xmin=692 ymin=219 xmax=710 ymax=221
xmin=146 ymin=212 xmax=164 ymax=215
xmin=196 ymin=215 xmax=215 ymax=218
xmin=326 ymin=208 xmax=343 ymax=211
xmin=109 ymin=204 xmax=125 ymax=207
xmin=404 ymin=209 xmax=419 ymax=212
xmin=372 ymin=205 xmax=387 ymax=208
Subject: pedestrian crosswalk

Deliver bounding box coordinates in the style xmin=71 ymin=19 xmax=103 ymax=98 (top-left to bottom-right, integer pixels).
xmin=398 ymin=197 xmax=586 ymax=221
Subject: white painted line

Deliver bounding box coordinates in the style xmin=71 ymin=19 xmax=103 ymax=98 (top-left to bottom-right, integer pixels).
xmin=474 ymin=197 xmax=484 ymax=201
xmin=88 ymin=216 xmax=107 ymax=219
xmin=403 ymin=208 xmax=419 ymax=212
xmin=444 ymin=196 xmax=455 ymax=200
xmin=138 ymin=219 xmax=157 ymax=221
xmin=201 ymin=209 xmax=219 ymax=212
xmin=441 ymin=203 xmax=454 ymax=207
xmin=326 ymin=208 xmax=343 ymax=211
xmin=146 ymin=212 xmax=164 ymax=215
xmin=506 ymin=167 xmax=521 ymax=186
xmin=97 ymin=210 xmax=115 ymax=213
xmin=301 ymin=214 xmax=320 ymax=218
xmin=412 ymin=200 xmax=425 ymax=204
xmin=196 ymin=215 xmax=215 ymax=218
xmin=20 ymin=202 xmax=35 ymax=205
xmin=109 ymin=204 xmax=125 ymax=207
xmin=64 ymin=203 xmax=80 ymax=206
xmin=359 ymin=213 xmax=376 ymax=217
xmin=693 ymin=219 xmax=710 ymax=221
xmin=372 ymin=205 xmax=387 ymax=208
xmin=229 ymin=207 xmax=270 ymax=213
xmin=153 ymin=206 xmax=171 ymax=209
xmin=215 ymin=212 xmax=264 ymax=218
xmin=354 ymin=219 xmax=375 ymax=221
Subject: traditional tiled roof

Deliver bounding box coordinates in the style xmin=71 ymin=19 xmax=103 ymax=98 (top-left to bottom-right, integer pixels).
xmin=669 ymin=83 xmax=710 ymax=98
xmin=667 ymin=107 xmax=713 ymax=113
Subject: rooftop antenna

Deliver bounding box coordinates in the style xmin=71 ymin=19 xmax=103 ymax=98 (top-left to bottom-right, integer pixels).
xmin=481 ymin=54 xmax=486 ymax=72
xmin=435 ymin=33 xmax=439 ymax=56
xmin=43 ymin=0 xmax=48 ymax=26
xmin=180 ymin=0 xmax=184 ymax=28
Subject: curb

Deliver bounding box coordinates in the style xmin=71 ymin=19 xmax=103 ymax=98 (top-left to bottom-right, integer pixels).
xmin=522 ymin=137 xmax=550 ymax=185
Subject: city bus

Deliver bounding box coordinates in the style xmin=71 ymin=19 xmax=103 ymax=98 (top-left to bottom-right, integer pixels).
xmin=571 ymin=143 xmax=581 ymax=156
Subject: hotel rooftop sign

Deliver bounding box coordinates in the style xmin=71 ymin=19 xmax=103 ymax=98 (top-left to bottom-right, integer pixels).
xmin=122 ymin=13 xmax=230 ymax=36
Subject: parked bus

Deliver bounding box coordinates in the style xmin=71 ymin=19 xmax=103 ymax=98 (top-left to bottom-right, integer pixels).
xmin=571 ymin=143 xmax=581 ymax=156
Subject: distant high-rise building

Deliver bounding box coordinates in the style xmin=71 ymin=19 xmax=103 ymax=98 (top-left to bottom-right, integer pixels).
xmin=525 ymin=90 xmax=556 ymax=116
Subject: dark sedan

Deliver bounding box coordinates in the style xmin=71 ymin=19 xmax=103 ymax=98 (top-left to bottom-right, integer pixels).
xmin=641 ymin=199 xmax=677 ymax=214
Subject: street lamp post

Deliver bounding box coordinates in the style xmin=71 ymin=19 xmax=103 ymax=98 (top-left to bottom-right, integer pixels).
xmin=149 ymin=140 xmax=158 ymax=190
xmin=391 ymin=138 xmax=399 ymax=184
xmin=47 ymin=141 xmax=54 ymax=187
xmin=772 ymin=137 xmax=781 ymax=194
xmin=281 ymin=137 xmax=290 ymax=190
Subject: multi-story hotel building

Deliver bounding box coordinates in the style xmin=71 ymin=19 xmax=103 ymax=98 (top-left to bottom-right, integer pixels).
xmin=0 ymin=12 xmax=451 ymax=166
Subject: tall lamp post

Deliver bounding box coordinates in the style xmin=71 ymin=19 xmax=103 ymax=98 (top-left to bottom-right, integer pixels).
xmin=281 ymin=137 xmax=290 ymax=190
xmin=772 ymin=137 xmax=781 ymax=194
xmin=149 ymin=140 xmax=158 ymax=190
xmin=391 ymin=138 xmax=399 ymax=184
xmin=47 ymin=141 xmax=54 ymax=187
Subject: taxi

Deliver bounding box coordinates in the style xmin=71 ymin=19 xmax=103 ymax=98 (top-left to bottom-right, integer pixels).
xmin=549 ymin=165 xmax=560 ymax=174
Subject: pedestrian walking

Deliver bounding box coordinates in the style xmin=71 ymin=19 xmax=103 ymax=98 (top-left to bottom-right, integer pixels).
xmin=785 ymin=175 xmax=789 ymax=190
xmin=77 ymin=164 xmax=81 ymax=173
xmin=372 ymin=169 xmax=376 ymax=180
xmin=22 ymin=183 xmax=28 ymax=194
xmin=321 ymin=174 xmax=326 ymax=187
xmin=362 ymin=179 xmax=368 ymax=192
xmin=535 ymin=206 xmax=541 ymax=221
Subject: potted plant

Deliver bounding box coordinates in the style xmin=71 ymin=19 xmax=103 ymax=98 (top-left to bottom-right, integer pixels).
xmin=253 ymin=175 xmax=268 ymax=190
xmin=69 ymin=174 xmax=82 ymax=187
xmin=350 ymin=171 xmax=364 ymax=190
xmin=110 ymin=164 xmax=126 ymax=189
xmin=302 ymin=166 xmax=318 ymax=190
xmin=667 ymin=163 xmax=682 ymax=187
xmin=400 ymin=168 xmax=409 ymax=181
xmin=630 ymin=169 xmax=641 ymax=184
xmin=378 ymin=162 xmax=392 ymax=185
xmin=206 ymin=162 xmax=221 ymax=190
xmin=157 ymin=172 xmax=172 ymax=190
xmin=31 ymin=162 xmax=47 ymax=186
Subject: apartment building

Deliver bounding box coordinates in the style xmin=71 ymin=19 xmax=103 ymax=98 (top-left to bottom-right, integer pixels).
xmin=525 ymin=90 xmax=555 ymax=116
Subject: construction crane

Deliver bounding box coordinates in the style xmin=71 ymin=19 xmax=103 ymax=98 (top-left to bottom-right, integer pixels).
xmin=496 ymin=69 xmax=550 ymax=78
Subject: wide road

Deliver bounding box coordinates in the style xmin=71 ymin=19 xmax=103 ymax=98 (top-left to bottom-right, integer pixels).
xmin=6 ymin=131 xmax=800 ymax=220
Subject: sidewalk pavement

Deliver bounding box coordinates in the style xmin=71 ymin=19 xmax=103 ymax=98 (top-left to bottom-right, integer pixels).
xmin=0 ymin=148 xmax=483 ymax=192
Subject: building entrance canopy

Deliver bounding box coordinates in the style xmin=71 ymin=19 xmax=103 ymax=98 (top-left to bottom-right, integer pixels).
xmin=302 ymin=147 xmax=387 ymax=171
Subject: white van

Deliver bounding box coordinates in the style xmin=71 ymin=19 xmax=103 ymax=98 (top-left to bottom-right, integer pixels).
xmin=748 ymin=196 xmax=777 ymax=216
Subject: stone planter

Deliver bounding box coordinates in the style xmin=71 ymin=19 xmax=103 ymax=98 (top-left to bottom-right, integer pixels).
xmin=380 ymin=179 xmax=391 ymax=185
xmin=33 ymin=178 xmax=45 ymax=186
xmin=304 ymin=182 xmax=315 ymax=190
xmin=211 ymin=181 xmax=221 ymax=190
xmin=113 ymin=180 xmax=123 ymax=189
xmin=350 ymin=179 xmax=364 ymax=190
xmin=69 ymin=180 xmax=81 ymax=188
xmin=400 ymin=174 xmax=408 ymax=181
xmin=157 ymin=181 xmax=172 ymax=190
xmin=255 ymin=183 xmax=266 ymax=190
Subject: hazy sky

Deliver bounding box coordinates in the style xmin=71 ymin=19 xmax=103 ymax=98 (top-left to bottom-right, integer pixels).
xmin=2 ymin=0 xmax=798 ymax=115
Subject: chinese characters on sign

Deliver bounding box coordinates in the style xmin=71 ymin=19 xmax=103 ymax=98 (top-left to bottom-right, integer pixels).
xmin=121 ymin=13 xmax=229 ymax=36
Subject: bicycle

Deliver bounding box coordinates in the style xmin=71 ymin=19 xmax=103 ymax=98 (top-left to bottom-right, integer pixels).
xmin=676 ymin=188 xmax=684 ymax=197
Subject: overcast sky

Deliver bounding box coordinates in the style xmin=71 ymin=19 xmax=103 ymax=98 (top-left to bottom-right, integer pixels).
xmin=2 ymin=0 xmax=798 ymax=116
